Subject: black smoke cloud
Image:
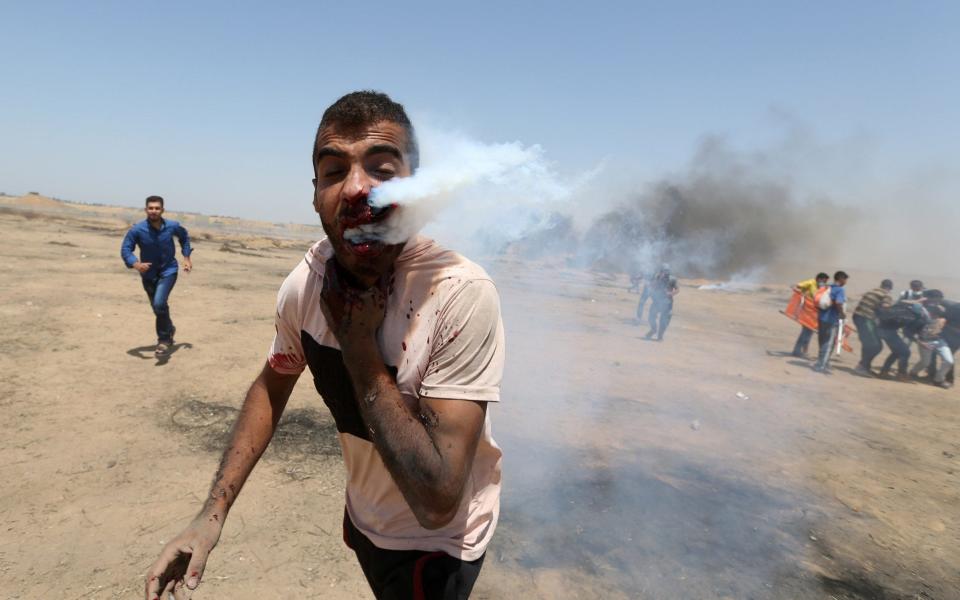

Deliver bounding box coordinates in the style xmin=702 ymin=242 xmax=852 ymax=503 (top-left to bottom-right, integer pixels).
xmin=510 ymin=136 xmax=853 ymax=279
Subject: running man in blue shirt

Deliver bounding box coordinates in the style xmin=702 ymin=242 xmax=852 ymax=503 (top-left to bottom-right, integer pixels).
xmin=121 ymin=195 xmax=193 ymax=355
xmin=813 ymin=270 xmax=848 ymax=373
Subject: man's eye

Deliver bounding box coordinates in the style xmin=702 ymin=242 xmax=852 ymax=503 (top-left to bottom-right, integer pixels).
xmin=371 ymin=165 xmax=396 ymax=179
xmin=323 ymin=168 xmax=345 ymax=178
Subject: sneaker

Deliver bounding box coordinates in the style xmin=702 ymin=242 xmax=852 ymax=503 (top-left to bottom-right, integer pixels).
xmin=643 ymin=330 xmax=655 ymax=340
xmin=853 ymin=365 xmax=874 ymax=378
xmin=895 ymin=373 xmax=912 ymax=383
xmin=936 ymin=381 xmax=953 ymax=389
xmin=155 ymin=342 xmax=171 ymax=356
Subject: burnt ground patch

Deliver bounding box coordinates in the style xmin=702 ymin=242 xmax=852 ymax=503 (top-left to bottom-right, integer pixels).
xmin=492 ymin=427 xmax=932 ymax=599
xmin=495 ymin=441 xmax=815 ymax=598
xmin=816 ymin=572 xmax=915 ymax=600
xmin=164 ymin=397 xmax=341 ymax=480
xmin=805 ymin=534 xmax=938 ymax=600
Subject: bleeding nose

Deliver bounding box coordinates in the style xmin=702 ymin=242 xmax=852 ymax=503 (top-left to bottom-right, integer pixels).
xmin=343 ymin=188 xmax=370 ymax=207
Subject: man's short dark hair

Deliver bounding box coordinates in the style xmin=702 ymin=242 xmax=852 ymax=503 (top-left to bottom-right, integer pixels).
xmin=816 ymin=272 xmax=829 ymax=280
xmin=313 ymin=91 xmax=419 ymax=173
xmin=910 ymin=279 xmax=924 ymax=289
xmin=834 ymin=271 xmax=848 ymax=280
xmin=881 ymin=279 xmax=894 ymax=290
xmin=923 ymin=289 xmax=944 ymax=300
xmin=145 ymin=195 xmax=164 ymax=207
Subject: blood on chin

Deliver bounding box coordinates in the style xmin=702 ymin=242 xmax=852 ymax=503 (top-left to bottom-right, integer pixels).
xmin=330 ymin=240 xmax=394 ymax=289
xmin=346 ymin=238 xmax=386 ymax=258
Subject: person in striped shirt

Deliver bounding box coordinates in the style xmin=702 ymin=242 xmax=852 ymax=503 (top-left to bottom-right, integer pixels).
xmin=852 ymin=279 xmax=894 ymax=376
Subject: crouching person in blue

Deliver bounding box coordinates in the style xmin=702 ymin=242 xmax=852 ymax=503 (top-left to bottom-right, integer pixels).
xmin=121 ymin=195 xmax=193 ymax=355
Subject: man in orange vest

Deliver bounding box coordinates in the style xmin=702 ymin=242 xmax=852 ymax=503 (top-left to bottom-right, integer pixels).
xmin=791 ymin=272 xmax=829 ymax=358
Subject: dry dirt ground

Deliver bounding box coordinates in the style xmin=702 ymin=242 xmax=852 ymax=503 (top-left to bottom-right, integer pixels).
xmin=1 ymin=196 xmax=958 ymax=599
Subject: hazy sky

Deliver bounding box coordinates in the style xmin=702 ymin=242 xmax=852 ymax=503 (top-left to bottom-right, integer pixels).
xmin=2 ymin=1 xmax=958 ymax=224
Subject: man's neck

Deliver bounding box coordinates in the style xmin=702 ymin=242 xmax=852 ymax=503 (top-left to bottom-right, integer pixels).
xmin=149 ymin=218 xmax=163 ymax=230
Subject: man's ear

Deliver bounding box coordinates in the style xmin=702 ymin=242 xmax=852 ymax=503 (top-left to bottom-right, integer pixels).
xmin=311 ymin=183 xmax=321 ymax=213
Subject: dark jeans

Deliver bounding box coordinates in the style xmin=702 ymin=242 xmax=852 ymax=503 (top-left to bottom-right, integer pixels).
xmin=815 ymin=322 xmax=838 ymax=370
xmin=636 ymin=286 xmax=651 ymax=321
xmin=793 ymin=326 xmax=814 ymax=357
xmin=343 ymin=510 xmax=484 ymax=600
xmin=141 ymin=272 xmax=177 ymax=343
xmin=879 ymin=326 xmax=910 ymax=374
xmin=648 ymin=299 xmax=673 ymax=339
xmin=853 ymin=314 xmax=882 ymax=369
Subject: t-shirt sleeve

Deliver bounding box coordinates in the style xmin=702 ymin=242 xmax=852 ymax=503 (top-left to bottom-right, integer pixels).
xmin=797 ymin=280 xmax=815 ymax=296
xmin=834 ymin=287 xmax=847 ymax=305
xmin=267 ymin=268 xmax=307 ymax=375
xmin=419 ymin=279 xmax=505 ymax=402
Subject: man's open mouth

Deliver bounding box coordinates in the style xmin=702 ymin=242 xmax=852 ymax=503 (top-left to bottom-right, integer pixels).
xmin=339 ymin=204 xmax=394 ymax=257
xmin=343 ymin=227 xmax=386 ymax=256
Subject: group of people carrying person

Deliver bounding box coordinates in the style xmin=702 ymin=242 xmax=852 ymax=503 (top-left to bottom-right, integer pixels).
xmin=792 ymin=272 xmax=957 ymax=388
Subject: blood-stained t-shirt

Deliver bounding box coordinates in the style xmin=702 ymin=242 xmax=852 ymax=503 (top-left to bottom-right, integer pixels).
xmin=267 ymin=235 xmax=504 ymax=561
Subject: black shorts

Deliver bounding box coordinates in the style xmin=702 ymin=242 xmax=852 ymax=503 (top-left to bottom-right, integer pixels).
xmin=342 ymin=509 xmax=485 ymax=600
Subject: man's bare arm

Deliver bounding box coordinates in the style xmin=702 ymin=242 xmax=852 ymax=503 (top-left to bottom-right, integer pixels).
xmin=144 ymin=363 xmax=299 ymax=599
xmin=343 ymin=339 xmax=486 ymax=529
xmin=203 ymin=363 xmax=298 ymax=517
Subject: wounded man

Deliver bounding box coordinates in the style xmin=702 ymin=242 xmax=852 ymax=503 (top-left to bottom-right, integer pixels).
xmin=145 ymin=91 xmax=505 ymax=600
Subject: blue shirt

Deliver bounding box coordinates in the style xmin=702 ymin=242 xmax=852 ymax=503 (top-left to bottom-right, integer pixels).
xmin=819 ymin=284 xmax=847 ymax=324
xmin=121 ymin=218 xmax=192 ymax=278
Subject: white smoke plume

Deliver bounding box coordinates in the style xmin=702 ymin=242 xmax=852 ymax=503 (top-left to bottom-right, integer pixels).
xmin=344 ymin=126 xmax=587 ymax=248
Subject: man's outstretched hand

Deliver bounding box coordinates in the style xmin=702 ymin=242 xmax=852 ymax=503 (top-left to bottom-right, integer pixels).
xmin=145 ymin=517 xmax=222 ymax=600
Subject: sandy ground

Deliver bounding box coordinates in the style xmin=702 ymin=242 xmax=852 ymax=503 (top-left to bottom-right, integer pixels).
xmin=1 ymin=196 xmax=958 ymax=599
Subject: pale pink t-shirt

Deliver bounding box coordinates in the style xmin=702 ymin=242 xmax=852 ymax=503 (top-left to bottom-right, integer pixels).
xmin=267 ymin=235 xmax=504 ymax=561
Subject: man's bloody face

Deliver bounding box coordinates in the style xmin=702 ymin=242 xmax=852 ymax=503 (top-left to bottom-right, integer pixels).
xmin=145 ymin=201 xmax=164 ymax=223
xmin=312 ymin=121 xmax=411 ymax=288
